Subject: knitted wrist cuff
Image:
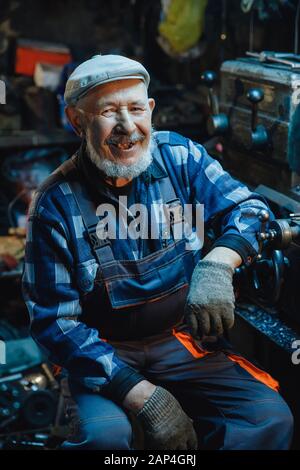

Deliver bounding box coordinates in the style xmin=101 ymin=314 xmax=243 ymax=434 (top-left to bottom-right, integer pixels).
xmin=197 ymin=259 xmax=234 ymax=276
xmin=137 ymin=386 xmax=176 ymax=427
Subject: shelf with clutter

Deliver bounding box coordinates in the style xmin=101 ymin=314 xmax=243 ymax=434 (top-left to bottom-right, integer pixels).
xmin=0 ymin=38 xmax=80 ymax=149
xmin=0 ymin=39 xmax=81 ymax=277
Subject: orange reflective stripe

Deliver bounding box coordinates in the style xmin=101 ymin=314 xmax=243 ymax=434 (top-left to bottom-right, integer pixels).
xmin=227 ymin=353 xmax=280 ymax=392
xmin=52 ymin=364 xmax=62 ymax=377
xmin=172 ymin=328 xmax=210 ymax=359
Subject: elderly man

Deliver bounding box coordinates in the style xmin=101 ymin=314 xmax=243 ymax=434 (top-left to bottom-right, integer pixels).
xmin=22 ymin=55 xmax=293 ymax=450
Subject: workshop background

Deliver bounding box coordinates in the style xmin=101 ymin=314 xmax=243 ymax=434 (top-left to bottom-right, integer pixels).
xmin=1 ymin=0 xmax=300 ymax=450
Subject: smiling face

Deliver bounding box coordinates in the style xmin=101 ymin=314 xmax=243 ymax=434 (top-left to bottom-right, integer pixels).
xmin=66 ymin=79 xmax=155 ymax=184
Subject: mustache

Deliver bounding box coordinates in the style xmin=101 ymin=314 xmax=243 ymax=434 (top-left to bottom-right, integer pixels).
xmin=106 ymin=131 xmax=145 ymax=146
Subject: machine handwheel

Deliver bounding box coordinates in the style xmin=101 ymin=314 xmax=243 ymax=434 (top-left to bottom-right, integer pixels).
xmin=250 ymin=249 xmax=285 ymax=304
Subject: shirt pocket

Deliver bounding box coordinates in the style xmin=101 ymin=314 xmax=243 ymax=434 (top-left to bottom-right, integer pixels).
xmin=75 ymin=259 xmax=100 ymax=294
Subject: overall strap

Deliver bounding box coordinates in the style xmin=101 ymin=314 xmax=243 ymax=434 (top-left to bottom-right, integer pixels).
xmin=152 ymin=146 xmax=184 ymax=243
xmin=152 ymin=145 xmax=178 ymax=204
xmin=61 ymin=157 xmax=115 ymax=266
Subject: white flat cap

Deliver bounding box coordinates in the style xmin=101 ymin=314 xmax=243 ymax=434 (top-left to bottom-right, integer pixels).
xmin=64 ymin=54 xmax=150 ymax=105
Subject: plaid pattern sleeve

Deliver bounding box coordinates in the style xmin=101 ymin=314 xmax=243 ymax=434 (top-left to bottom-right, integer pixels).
xmin=22 ymin=182 xmax=144 ymax=395
xmin=155 ymin=132 xmax=272 ymax=263
xmin=186 ymin=139 xmax=271 ymax=262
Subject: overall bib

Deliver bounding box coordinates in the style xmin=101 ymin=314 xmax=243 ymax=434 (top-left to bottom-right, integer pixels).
xmin=63 ymin=149 xmax=201 ymax=340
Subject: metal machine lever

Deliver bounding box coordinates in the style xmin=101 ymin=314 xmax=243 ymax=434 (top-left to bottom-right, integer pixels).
xmin=257 ymin=210 xmax=300 ymax=251
xmin=246 ymin=87 xmax=269 ymax=148
xmin=200 ymin=70 xmax=229 ymax=136
xmin=246 ymin=50 xmax=300 ymax=69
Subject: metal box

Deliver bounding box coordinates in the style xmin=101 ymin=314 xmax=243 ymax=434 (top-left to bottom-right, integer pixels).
xmin=219 ymin=56 xmax=300 ymax=192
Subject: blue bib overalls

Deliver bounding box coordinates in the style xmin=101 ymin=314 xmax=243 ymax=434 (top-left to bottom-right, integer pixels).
xmin=61 ymin=153 xmax=293 ymax=450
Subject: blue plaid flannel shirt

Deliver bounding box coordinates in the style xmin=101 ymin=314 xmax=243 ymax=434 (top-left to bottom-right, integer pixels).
xmin=22 ymin=131 xmax=270 ymax=400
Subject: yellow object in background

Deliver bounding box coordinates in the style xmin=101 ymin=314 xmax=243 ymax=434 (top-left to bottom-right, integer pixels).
xmin=158 ymin=0 xmax=208 ymax=54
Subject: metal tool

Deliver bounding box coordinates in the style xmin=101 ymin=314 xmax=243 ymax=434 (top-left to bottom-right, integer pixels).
xmin=246 ymin=50 xmax=300 ymax=69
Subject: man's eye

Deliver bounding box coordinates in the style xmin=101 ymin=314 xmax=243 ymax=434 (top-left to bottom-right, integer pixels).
xmin=131 ymin=107 xmax=145 ymax=113
xmin=102 ymin=109 xmax=116 ymax=116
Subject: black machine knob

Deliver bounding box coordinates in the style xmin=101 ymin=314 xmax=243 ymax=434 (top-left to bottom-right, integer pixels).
xmin=246 ymin=87 xmax=269 ymax=149
xmin=246 ymin=88 xmax=264 ymax=104
xmin=201 ymin=70 xmax=217 ymax=88
xmin=200 ymin=70 xmax=229 ymax=136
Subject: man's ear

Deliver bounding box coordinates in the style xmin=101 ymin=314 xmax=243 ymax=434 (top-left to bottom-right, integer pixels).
xmin=65 ymin=106 xmax=85 ymax=137
xmin=148 ymin=98 xmax=155 ymax=113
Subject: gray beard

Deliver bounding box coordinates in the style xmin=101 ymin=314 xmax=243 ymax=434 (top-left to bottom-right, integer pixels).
xmin=86 ymin=131 xmax=154 ymax=179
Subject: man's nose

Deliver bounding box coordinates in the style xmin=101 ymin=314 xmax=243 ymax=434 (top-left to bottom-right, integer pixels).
xmin=115 ymin=109 xmax=136 ymax=134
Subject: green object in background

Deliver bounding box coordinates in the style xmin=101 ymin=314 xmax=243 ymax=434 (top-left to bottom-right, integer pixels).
xmin=158 ymin=0 xmax=208 ymax=54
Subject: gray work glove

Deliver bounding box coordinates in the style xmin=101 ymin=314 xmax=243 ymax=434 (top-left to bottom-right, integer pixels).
xmin=185 ymin=260 xmax=235 ymax=339
xmin=136 ymin=386 xmax=198 ymax=450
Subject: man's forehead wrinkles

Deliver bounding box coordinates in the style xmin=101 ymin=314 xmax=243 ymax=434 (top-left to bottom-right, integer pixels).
xmin=93 ymin=84 xmax=147 ymax=105
xmin=94 ymin=97 xmax=147 ymax=108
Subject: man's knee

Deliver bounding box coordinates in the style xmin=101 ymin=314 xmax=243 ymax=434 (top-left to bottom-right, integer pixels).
xmin=62 ymin=415 xmax=133 ymax=450
xmin=239 ymin=392 xmax=294 ymax=449
xmin=82 ymin=416 xmax=133 ymax=450
xmin=259 ymin=395 xmax=294 ymax=448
